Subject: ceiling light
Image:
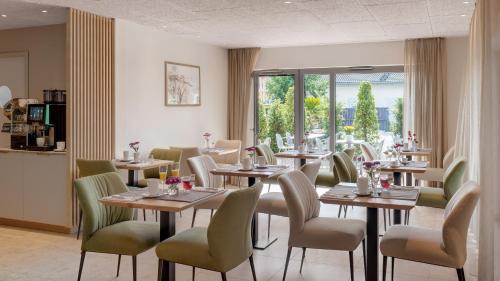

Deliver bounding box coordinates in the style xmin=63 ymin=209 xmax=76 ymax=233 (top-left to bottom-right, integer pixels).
xmin=460 ymin=14 xmax=467 ymax=17
xmin=1 ymin=14 xmax=6 ymax=18
xmin=463 ymin=1 xmax=470 ymax=3
xmin=41 ymin=10 xmax=48 ymax=13
xmin=284 ymin=1 xmax=292 ymax=4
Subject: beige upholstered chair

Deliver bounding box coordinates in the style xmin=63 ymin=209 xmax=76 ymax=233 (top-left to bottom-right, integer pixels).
xmin=256 ymin=161 xmax=322 ymax=240
xmin=381 ymin=181 xmax=480 ymax=281
xmin=278 ymin=170 xmax=366 ymax=281
xmin=256 ymin=144 xmax=279 ymax=192
xmin=188 ymin=155 xmax=228 ymax=227
xmin=170 ymin=146 xmax=202 ymax=177
xmin=210 ymin=140 xmax=242 ymax=165
xmin=414 ymin=146 xmax=456 ymax=185
xmin=360 ymin=142 xmax=378 ymax=161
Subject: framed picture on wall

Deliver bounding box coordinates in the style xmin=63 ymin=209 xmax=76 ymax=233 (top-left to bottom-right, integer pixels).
xmin=165 ymin=61 xmax=201 ymax=106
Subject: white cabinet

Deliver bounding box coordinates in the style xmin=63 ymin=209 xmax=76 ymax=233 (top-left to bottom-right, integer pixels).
xmin=23 ymin=153 xmax=68 ymax=226
xmin=0 ymin=150 xmax=69 ymax=228
xmin=0 ymin=152 xmax=24 ymax=220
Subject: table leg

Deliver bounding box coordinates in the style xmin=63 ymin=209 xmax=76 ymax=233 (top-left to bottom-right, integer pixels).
xmin=405 ymin=155 xmax=413 ymax=186
xmin=300 ymin=158 xmax=306 ymax=167
xmin=393 ymin=209 xmax=402 ymax=225
xmin=160 ymin=211 xmax=176 ymax=281
xmin=128 ymin=170 xmax=139 ymax=186
xmin=366 ymin=207 xmax=379 ymax=281
xmin=250 ymin=177 xmax=278 ymax=250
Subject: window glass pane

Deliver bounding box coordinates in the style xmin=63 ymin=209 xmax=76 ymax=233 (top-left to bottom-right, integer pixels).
xmin=304 ymin=74 xmax=330 ymax=151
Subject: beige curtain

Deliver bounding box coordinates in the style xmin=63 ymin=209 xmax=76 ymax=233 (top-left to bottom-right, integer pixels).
xmin=227 ymin=48 xmax=260 ymax=152
xmin=404 ymin=38 xmax=447 ymax=169
xmin=476 ymin=0 xmax=500 ymax=279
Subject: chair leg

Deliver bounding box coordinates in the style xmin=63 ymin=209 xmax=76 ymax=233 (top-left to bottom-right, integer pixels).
xmin=221 ymin=272 xmax=227 ymax=281
xmin=116 ymin=254 xmax=121 ymax=277
xmin=349 ymin=251 xmax=354 ymax=281
xmin=132 ymin=256 xmax=137 ymax=281
xmin=282 ymin=247 xmax=292 ymax=281
xmin=344 ymin=205 xmax=348 ymax=218
xmin=299 ymin=248 xmax=306 ymax=273
xmin=338 ymin=205 xmax=343 ymax=218
xmin=383 ymin=209 xmax=387 ymax=231
xmin=158 ymin=260 xmax=163 ymax=281
xmin=192 ymin=266 xmax=196 ymax=281
xmin=249 ymin=255 xmax=257 ymax=281
xmin=382 ymin=256 xmax=387 ymax=281
xmin=391 ymin=257 xmax=395 ymax=281
xmin=362 ymin=239 xmax=366 ymax=278
xmin=267 ymin=213 xmax=271 ymax=240
xmin=210 ymin=209 xmax=214 ymax=218
xmin=77 ymin=251 xmax=86 ymax=281
xmin=268 ymin=183 xmax=271 ymax=192
xmin=143 ymin=209 xmax=146 ymax=221
xmin=77 ymin=210 xmax=83 ymax=240
xmin=191 ymin=209 xmax=197 ymax=228
xmin=457 ymin=268 xmax=465 ymax=281
xmin=388 ymin=210 xmax=392 ymax=226
xmin=155 ymin=210 xmax=158 ymax=222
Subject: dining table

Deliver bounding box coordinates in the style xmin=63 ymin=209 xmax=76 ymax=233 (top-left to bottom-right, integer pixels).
xmin=320 ymin=183 xmax=419 ymax=281
xmin=201 ymin=147 xmax=239 ymax=156
xmin=113 ymin=159 xmax=173 ymax=187
xmin=274 ymin=150 xmax=333 ymax=166
xmin=335 ymin=139 xmax=364 ymax=148
xmin=100 ymin=187 xmax=227 ymax=281
xmin=379 ymin=160 xmax=428 ymax=186
xmin=210 ymin=164 xmax=290 ymax=250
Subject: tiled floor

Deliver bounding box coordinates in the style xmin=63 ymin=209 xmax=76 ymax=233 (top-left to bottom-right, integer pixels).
xmin=0 ymin=185 xmax=478 ymax=281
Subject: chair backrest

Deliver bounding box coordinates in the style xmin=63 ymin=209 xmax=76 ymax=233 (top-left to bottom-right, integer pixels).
xmin=375 ymin=139 xmax=385 ymax=155
xmin=343 ymin=147 xmax=356 ymax=159
xmin=207 ymin=183 xmax=263 ymax=271
xmin=256 ymin=144 xmax=277 ymax=165
xmin=278 ymin=171 xmax=320 ymax=243
xmin=264 ymin=137 xmax=271 ymax=146
xmin=187 ymin=155 xmax=223 ymax=188
xmin=443 ymin=157 xmax=467 ymax=200
xmin=285 ymin=132 xmax=294 ymax=146
xmin=170 ymin=147 xmax=202 ymax=177
xmin=360 ymin=143 xmax=378 ymax=161
xmin=333 ymin=152 xmax=358 ymax=182
xmin=76 ymin=159 xmax=117 ymax=178
xmin=441 ymin=181 xmax=480 ymax=267
xmin=300 ymin=160 xmax=321 ymax=184
xmin=275 ymin=133 xmax=285 ymax=149
xmin=212 ymin=140 xmax=242 ymax=164
xmin=143 ymin=148 xmax=182 ymax=179
xmin=443 ymin=146 xmax=456 ymax=170
xmin=74 ymin=172 xmax=133 ymax=244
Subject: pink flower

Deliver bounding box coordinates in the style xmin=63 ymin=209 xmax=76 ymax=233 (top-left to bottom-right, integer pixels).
xmin=245 ymin=146 xmax=256 ymax=152
xmin=166 ymin=176 xmax=180 ymax=185
xmin=129 ymin=141 xmax=140 ymax=152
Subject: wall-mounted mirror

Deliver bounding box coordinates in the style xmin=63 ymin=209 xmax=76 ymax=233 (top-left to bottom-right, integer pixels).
xmin=0 ymin=85 xmax=12 ymax=108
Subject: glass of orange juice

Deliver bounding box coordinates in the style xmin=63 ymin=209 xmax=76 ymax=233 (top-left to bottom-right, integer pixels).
xmin=159 ymin=166 xmax=167 ymax=189
xmin=171 ymin=163 xmax=180 ymax=177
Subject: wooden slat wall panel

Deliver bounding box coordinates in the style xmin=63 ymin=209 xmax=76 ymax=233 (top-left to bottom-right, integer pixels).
xmin=67 ymin=9 xmax=115 ymax=227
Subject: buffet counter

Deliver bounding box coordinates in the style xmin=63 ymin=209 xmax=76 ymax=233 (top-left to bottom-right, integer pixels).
xmin=0 ymin=148 xmax=71 ymax=233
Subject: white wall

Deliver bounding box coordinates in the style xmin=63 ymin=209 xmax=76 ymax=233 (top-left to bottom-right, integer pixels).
xmin=115 ymin=19 xmax=228 ymax=155
xmin=254 ymin=38 xmax=469 ymax=148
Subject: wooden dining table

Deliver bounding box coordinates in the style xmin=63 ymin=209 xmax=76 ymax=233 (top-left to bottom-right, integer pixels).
xmin=379 ymin=161 xmax=428 ymax=186
xmin=100 ymin=188 xmax=226 ymax=281
xmin=274 ymin=150 xmax=333 ymax=166
xmin=114 ymin=159 xmax=173 ymax=187
xmin=210 ymin=164 xmax=290 ymax=249
xmin=201 ymin=147 xmax=239 ymax=156
xmin=320 ymin=184 xmax=418 ymax=281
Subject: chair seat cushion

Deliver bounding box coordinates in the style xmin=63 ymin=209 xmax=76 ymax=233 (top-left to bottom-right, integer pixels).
xmin=256 ymin=192 xmax=288 ymax=217
xmin=417 ymin=187 xmax=447 ymax=209
xmin=84 ymin=221 xmax=160 ymax=256
xmin=380 ymin=225 xmax=459 ymax=268
xmin=315 ymin=170 xmax=339 ymax=187
xmin=195 ymin=191 xmax=228 ymax=210
xmin=414 ymin=168 xmax=444 ymax=182
xmin=156 ymin=227 xmax=223 ymax=271
xmin=290 ymin=217 xmax=365 ymax=251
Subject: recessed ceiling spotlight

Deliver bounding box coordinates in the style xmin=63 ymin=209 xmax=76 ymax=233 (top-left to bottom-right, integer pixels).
xmin=41 ymin=10 xmax=48 ymax=13
xmin=1 ymin=14 xmax=6 ymax=18
xmin=460 ymin=14 xmax=466 ymax=16
xmin=463 ymin=1 xmax=470 ymax=3
xmin=284 ymin=1 xmax=292 ymax=4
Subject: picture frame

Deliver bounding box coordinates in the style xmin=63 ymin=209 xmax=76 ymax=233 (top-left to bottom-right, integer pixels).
xmin=165 ymin=61 xmax=201 ymax=106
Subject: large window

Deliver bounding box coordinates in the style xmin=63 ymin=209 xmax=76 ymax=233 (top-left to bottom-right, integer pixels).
xmin=254 ymin=66 xmax=404 ymax=154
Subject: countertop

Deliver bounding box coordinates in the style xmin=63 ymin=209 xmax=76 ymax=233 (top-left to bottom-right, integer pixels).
xmin=0 ymin=148 xmax=67 ymax=155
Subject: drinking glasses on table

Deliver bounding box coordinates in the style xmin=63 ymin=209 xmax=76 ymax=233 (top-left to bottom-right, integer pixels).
xmin=181 ymin=176 xmax=192 ymax=191
xmin=159 ymin=166 xmax=167 ymax=188
xmin=171 ymin=163 xmax=180 ymax=177
xmin=380 ymin=175 xmax=393 ymax=189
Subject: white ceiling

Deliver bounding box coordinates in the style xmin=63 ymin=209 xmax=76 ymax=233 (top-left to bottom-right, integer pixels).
xmin=8 ymin=0 xmax=473 ymax=48
xmin=0 ymin=0 xmax=66 ymax=30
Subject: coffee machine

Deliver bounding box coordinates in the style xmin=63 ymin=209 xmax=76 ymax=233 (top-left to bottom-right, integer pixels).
xmin=27 ymin=103 xmax=66 ymax=151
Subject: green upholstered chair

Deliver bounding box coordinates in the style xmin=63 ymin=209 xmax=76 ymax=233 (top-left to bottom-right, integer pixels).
xmin=333 ymin=151 xmax=358 ymax=182
xmin=76 ymin=159 xmax=119 ymax=240
xmin=75 ymin=172 xmax=160 ymax=281
xmin=256 ymin=144 xmax=279 ymax=192
xmin=138 ymin=148 xmax=182 ymax=187
xmin=417 ymin=157 xmax=467 ymax=209
xmin=315 ymin=148 xmax=355 ymax=188
xmin=156 ymin=183 xmax=263 ymax=281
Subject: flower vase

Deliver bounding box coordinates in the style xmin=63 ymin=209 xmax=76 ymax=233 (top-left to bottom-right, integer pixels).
xmin=133 ymin=152 xmax=140 ymax=162
xmin=205 ymin=139 xmax=210 ymax=149
xmin=167 ymin=184 xmax=179 ymax=196
xmin=411 ymin=140 xmax=417 ymax=152
xmin=346 ymin=134 xmax=353 ymax=143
